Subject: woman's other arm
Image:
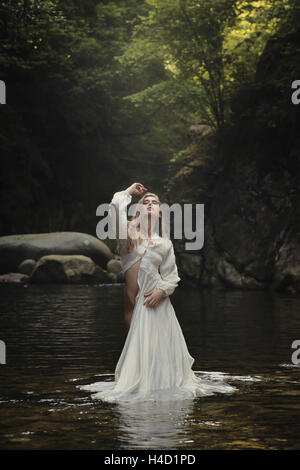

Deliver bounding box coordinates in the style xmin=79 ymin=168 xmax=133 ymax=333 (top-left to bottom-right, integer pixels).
xmin=156 ymin=241 xmax=181 ymax=297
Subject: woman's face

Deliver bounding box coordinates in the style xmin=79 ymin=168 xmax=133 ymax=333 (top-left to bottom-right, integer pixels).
xmin=140 ymin=196 xmax=160 ymax=220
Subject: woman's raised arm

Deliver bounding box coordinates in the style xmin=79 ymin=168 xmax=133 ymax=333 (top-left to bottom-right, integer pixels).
xmin=108 ymin=183 xmax=148 ymax=241
xmin=109 ymin=189 xmax=132 ymax=241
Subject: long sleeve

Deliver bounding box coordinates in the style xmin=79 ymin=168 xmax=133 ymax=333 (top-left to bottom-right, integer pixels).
xmin=156 ymin=241 xmax=181 ymax=297
xmin=109 ymin=189 xmax=132 ymax=240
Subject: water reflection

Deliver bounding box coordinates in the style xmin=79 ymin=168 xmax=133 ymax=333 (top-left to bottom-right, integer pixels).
xmin=0 ymin=283 xmax=300 ymax=449
xmin=115 ymin=398 xmax=195 ymax=449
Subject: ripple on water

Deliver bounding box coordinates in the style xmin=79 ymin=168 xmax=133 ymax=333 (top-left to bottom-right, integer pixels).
xmin=1 ymin=284 xmax=300 ymax=450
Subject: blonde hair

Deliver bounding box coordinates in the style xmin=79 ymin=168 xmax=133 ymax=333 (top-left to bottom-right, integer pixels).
xmin=116 ymin=192 xmax=169 ymax=254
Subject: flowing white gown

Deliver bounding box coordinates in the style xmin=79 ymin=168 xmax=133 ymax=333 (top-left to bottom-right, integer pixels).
xmin=77 ymin=189 xmax=237 ymax=403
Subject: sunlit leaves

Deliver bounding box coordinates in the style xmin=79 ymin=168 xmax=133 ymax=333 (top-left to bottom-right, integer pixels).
xmin=116 ymin=0 xmax=294 ymax=134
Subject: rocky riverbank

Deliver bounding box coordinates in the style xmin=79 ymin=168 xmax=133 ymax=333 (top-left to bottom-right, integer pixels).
xmin=0 ymin=232 xmax=124 ymax=284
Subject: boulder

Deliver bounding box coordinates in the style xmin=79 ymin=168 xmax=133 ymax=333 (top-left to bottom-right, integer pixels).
xmin=106 ymin=258 xmax=123 ymax=275
xmin=18 ymin=259 xmax=36 ymax=275
xmin=29 ymin=254 xmax=114 ymax=284
xmin=106 ymin=258 xmax=125 ymax=283
xmin=0 ymin=232 xmax=114 ymax=274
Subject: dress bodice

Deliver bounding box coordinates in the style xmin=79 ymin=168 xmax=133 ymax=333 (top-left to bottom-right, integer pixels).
xmin=120 ymin=233 xmax=162 ymax=273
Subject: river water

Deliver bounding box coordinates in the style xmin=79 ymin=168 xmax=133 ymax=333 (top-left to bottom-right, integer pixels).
xmin=0 ymin=282 xmax=300 ymax=450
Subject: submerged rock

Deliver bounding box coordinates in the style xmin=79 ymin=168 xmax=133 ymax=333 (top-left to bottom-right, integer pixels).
xmin=29 ymin=254 xmax=113 ymax=284
xmin=0 ymin=272 xmax=28 ymax=282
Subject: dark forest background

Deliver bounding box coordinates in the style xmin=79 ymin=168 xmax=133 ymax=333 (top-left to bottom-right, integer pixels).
xmin=0 ymin=0 xmax=299 ymax=271
xmin=0 ymin=0 xmax=300 ymax=235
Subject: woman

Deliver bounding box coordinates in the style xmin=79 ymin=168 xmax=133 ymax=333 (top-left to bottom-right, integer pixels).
xmin=78 ymin=183 xmax=237 ymax=402
xmin=121 ymin=183 xmax=176 ymax=332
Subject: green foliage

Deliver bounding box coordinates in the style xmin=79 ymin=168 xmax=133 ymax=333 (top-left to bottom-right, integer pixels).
xmin=0 ymin=0 xmax=298 ymax=235
xmin=116 ymin=0 xmax=295 ymax=134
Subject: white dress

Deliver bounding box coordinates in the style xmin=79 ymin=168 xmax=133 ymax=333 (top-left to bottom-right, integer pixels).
xmin=78 ymin=189 xmax=237 ymax=402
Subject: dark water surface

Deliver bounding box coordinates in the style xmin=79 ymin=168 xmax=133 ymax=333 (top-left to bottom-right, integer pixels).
xmin=0 ymin=282 xmax=300 ymax=450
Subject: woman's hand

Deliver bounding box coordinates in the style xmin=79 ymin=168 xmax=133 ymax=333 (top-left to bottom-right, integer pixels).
xmin=126 ymin=182 xmax=148 ymax=196
xmin=143 ymin=288 xmax=166 ymax=308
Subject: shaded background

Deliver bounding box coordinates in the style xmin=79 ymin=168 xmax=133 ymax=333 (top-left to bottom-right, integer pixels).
xmin=0 ymin=0 xmax=299 ymax=291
